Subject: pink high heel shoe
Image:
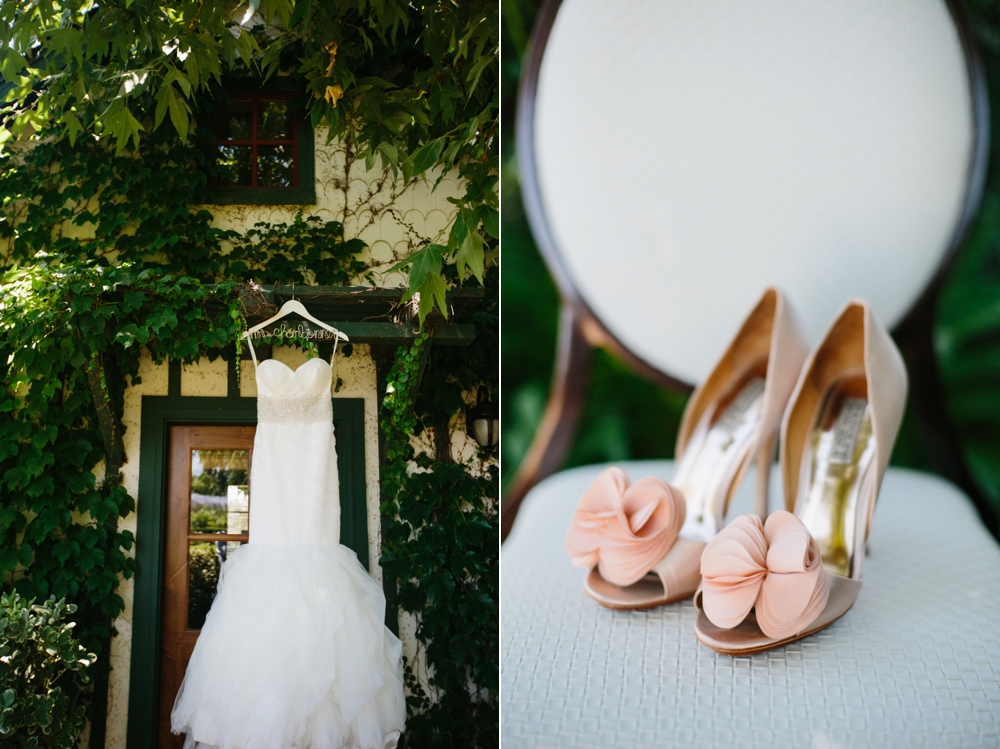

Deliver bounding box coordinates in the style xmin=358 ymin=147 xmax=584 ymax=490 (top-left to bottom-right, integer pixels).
xmin=694 ymin=299 xmax=908 ymax=654
xmin=566 ymin=288 xmax=809 ymax=609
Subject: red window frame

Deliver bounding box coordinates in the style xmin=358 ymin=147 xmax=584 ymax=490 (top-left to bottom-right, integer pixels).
xmin=214 ymin=93 xmax=299 ymax=189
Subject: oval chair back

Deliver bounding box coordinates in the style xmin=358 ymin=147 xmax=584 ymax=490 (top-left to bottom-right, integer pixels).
xmin=503 ymin=0 xmax=990 ymax=540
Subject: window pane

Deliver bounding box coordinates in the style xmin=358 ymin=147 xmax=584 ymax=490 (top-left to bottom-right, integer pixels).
xmin=217 ymin=99 xmax=253 ymax=140
xmin=258 ymin=100 xmax=293 ymax=140
xmin=190 ymin=449 xmax=250 ymax=534
xmin=215 ymin=145 xmax=252 ymax=187
xmin=188 ymin=540 xmax=244 ymax=629
xmin=258 ymin=145 xmax=295 ymax=187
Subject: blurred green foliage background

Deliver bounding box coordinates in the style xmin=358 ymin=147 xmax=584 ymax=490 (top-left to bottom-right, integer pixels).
xmin=501 ymin=0 xmax=1000 ymax=525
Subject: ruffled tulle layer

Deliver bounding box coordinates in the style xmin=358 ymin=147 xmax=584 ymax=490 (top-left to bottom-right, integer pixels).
xmin=171 ymin=544 xmax=405 ymax=749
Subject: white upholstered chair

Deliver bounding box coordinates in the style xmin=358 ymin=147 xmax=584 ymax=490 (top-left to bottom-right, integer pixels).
xmin=502 ymin=1 xmax=1000 ymax=745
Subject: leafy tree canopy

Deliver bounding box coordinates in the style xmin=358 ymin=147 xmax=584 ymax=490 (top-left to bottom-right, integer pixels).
xmin=0 ymin=0 xmax=498 ymax=322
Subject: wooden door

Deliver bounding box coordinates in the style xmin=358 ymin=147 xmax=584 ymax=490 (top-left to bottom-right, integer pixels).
xmin=158 ymin=425 xmax=256 ymax=749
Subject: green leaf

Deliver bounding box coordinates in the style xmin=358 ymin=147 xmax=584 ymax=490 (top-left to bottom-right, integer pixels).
xmin=481 ymin=207 xmax=499 ymax=238
xmin=154 ymin=88 xmax=170 ymax=130
xmin=411 ymin=139 xmax=444 ymax=176
xmin=47 ymin=28 xmax=84 ymax=68
xmin=184 ymin=51 xmax=202 ymax=86
xmin=0 ymin=50 xmax=27 ymax=81
xmin=162 ymin=66 xmax=192 ymax=98
xmin=101 ymin=99 xmax=144 ymax=154
xmin=378 ymin=141 xmax=399 ymax=169
xmin=466 ymin=43 xmax=497 ymax=98
xmin=62 ymin=111 xmax=84 ymax=147
xmin=167 ymin=88 xmax=191 ymax=141
xmin=455 ymin=231 xmax=485 ymax=284
xmin=417 ymin=270 xmax=448 ymax=325
xmin=402 ymin=245 xmax=444 ymax=296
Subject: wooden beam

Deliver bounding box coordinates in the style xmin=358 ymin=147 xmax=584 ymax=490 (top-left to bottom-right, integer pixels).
xmin=332 ymin=322 xmax=476 ymax=345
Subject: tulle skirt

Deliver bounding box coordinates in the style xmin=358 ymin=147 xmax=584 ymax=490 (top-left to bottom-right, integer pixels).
xmin=171 ymin=543 xmax=406 ymax=749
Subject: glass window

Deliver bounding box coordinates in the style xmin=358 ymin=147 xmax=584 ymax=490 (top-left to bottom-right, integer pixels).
xmin=214 ymin=96 xmax=298 ymax=189
xmin=188 ymin=449 xmax=250 ymax=629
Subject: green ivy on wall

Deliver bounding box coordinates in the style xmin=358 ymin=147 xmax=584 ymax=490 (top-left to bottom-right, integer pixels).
xmin=0 ymin=0 xmax=498 ymax=323
xmin=0 ymin=3 xmax=498 ymax=744
xmin=0 ymin=124 xmax=368 ymax=286
xmin=0 ymin=260 xmax=244 ymax=734
xmin=379 ymin=272 xmax=498 ymax=748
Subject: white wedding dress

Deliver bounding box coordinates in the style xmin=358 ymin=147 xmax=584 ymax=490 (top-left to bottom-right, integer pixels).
xmin=171 ymin=355 xmax=406 ymax=749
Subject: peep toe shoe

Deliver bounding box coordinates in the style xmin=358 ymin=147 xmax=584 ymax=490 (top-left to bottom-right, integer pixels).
xmin=565 ymin=288 xmax=809 ymax=609
xmin=695 ymin=299 xmax=908 ymax=654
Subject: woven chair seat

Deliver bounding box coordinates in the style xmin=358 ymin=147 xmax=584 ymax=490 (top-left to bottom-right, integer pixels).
xmin=502 ymin=462 xmax=1000 ymax=748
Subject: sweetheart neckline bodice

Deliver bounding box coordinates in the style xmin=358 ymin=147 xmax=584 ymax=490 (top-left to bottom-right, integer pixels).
xmin=257 ymin=357 xmax=331 ymax=375
xmin=255 ymin=357 xmax=332 ymax=399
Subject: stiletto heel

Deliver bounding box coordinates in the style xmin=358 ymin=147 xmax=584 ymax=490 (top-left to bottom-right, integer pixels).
xmin=695 ymin=299 xmax=907 ymax=654
xmin=754 ymin=434 xmax=776 ymax=520
xmin=566 ymin=288 xmax=809 ymax=610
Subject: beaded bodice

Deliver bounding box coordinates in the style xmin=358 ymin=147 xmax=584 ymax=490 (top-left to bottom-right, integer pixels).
xmin=248 ymin=357 xmax=340 ymax=545
xmin=255 ymin=357 xmax=333 ymax=423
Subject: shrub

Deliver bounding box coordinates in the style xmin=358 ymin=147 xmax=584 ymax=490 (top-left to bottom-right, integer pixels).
xmin=0 ymin=593 xmax=95 ymax=748
xmin=190 ymin=506 xmax=227 ymax=534
xmin=187 ymin=544 xmax=221 ymax=630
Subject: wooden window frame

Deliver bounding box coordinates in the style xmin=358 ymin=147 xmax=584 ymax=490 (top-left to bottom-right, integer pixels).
xmin=126 ymin=396 xmax=367 ymax=749
xmin=204 ymin=88 xmax=315 ymax=206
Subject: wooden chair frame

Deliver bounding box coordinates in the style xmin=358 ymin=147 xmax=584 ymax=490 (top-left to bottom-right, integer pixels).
xmin=502 ymin=0 xmax=993 ymax=541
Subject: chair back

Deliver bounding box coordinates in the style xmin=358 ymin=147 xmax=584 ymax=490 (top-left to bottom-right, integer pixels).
xmin=504 ymin=0 xmax=990 ymax=539
xmin=520 ymin=0 xmax=986 ymax=383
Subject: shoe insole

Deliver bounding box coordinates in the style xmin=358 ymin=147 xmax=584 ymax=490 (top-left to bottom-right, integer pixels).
xmin=673 ymin=373 xmax=767 ymax=544
xmin=796 ymin=375 xmax=876 ymax=579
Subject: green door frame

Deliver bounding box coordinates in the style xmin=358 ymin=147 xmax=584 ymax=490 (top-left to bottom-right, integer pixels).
xmin=126 ymin=396 xmax=367 ymax=749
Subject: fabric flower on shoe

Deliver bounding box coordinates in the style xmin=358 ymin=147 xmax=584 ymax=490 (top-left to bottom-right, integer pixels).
xmin=566 ymin=467 xmax=686 ymax=587
xmin=700 ymin=510 xmax=831 ymax=639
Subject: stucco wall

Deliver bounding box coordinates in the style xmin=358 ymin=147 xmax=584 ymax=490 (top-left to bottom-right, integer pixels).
xmin=105 ymin=345 xmax=386 ymax=748
xmin=103 ymin=124 xmax=463 ymax=747
xmin=207 ymin=125 xmax=463 ymax=287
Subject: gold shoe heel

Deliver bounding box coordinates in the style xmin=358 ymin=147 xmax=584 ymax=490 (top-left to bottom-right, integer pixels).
xmin=695 ymin=299 xmax=908 ymax=653
xmin=577 ymin=288 xmax=810 ymax=610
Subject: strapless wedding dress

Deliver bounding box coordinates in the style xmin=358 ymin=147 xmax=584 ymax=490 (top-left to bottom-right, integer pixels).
xmin=171 ymin=357 xmax=405 ymax=749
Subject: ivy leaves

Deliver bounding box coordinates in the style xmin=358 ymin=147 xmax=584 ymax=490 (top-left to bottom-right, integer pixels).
xmin=391 ymin=245 xmax=449 ymax=324
xmin=0 ymin=127 xmax=369 ymax=288
xmin=0 ymin=0 xmax=498 ymax=327
xmin=379 ymin=296 xmax=499 ymax=747
xmin=0 ymin=260 xmax=241 ymax=658
xmin=391 ymin=206 xmax=496 ymax=326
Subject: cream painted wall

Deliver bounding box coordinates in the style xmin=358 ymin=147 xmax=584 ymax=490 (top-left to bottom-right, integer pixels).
xmin=207 ymin=125 xmax=463 ymax=288
xmin=103 ymin=124 xmax=465 ymax=746
xmin=105 ymin=345 xmax=386 ymax=748
xmin=106 ymin=353 xmax=166 ymax=749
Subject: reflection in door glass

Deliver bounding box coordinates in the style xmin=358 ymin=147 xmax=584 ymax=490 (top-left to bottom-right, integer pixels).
xmin=188 ymin=449 xmax=250 ymax=629
xmin=190 ymin=450 xmax=249 ymax=534
xmin=188 ymin=540 xmax=245 ymax=629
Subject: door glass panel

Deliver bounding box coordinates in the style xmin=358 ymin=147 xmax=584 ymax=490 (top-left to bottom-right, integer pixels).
xmin=188 ymin=449 xmax=250 ymax=629
xmin=190 ymin=450 xmax=250 ymax=534
xmin=188 ymin=540 xmax=245 ymax=629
